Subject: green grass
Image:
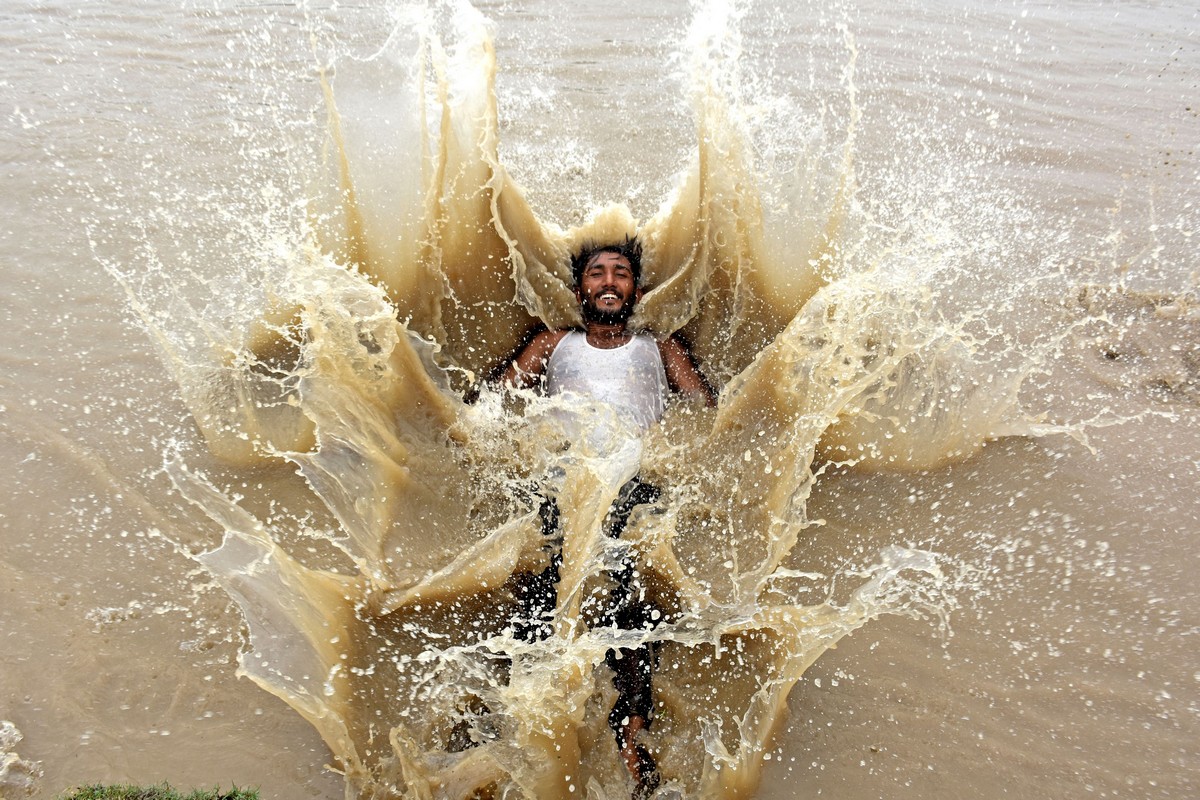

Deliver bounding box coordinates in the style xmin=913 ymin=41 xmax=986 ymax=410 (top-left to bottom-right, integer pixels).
xmin=57 ymin=784 xmax=259 ymax=800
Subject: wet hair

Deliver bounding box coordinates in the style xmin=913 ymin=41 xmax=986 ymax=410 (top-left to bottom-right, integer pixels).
xmin=570 ymin=236 xmax=643 ymax=287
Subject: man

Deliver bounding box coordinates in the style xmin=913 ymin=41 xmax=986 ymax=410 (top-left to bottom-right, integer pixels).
xmin=502 ymin=238 xmax=712 ymax=411
xmin=499 ymin=236 xmax=715 ymax=795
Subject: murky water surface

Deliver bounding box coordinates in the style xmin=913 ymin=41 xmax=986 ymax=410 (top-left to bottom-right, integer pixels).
xmin=2 ymin=1 xmax=1197 ymax=798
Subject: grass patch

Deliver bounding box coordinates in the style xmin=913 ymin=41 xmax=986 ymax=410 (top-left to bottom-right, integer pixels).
xmin=57 ymin=784 xmax=259 ymax=800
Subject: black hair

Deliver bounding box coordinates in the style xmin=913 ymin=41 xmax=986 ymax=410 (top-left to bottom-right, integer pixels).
xmin=570 ymin=235 xmax=643 ymax=287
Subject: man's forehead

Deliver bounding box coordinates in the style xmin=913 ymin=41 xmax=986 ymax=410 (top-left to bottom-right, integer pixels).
xmin=585 ymin=251 xmax=632 ymax=269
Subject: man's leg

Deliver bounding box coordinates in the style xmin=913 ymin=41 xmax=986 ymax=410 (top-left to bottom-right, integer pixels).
xmin=511 ymin=493 xmax=562 ymax=643
xmin=602 ymin=479 xmax=663 ymax=794
xmin=606 ymin=642 xmax=659 ymax=786
xmin=450 ymin=495 xmax=560 ymax=752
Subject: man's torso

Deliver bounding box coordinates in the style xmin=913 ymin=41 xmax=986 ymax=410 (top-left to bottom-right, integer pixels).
xmin=545 ymin=331 xmax=668 ymax=432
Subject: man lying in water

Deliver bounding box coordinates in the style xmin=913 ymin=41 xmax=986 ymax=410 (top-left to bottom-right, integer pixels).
xmin=498 ymin=236 xmax=715 ymax=796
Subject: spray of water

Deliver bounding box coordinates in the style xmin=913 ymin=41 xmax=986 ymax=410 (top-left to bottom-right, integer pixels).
xmin=94 ymin=1 xmax=1128 ymax=798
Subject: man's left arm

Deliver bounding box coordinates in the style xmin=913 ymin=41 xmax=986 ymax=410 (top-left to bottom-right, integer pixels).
xmin=658 ymin=335 xmax=717 ymax=407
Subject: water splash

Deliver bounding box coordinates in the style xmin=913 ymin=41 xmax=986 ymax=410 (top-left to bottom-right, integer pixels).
xmin=101 ymin=1 xmax=1096 ymax=798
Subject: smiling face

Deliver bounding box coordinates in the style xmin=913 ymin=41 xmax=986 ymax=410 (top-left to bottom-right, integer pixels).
xmin=576 ymin=251 xmax=641 ymax=326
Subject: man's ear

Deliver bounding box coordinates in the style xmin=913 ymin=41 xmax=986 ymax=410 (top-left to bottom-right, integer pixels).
xmin=635 ymin=286 xmax=644 ymax=303
xmin=574 ymin=285 xmax=583 ymax=303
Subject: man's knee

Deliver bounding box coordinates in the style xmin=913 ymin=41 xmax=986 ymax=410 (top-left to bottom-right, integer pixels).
xmin=604 ymin=478 xmax=661 ymax=539
xmin=510 ymin=555 xmax=560 ymax=643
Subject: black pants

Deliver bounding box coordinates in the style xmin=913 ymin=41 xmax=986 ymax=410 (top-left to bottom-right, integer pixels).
xmin=510 ymin=478 xmax=662 ymax=739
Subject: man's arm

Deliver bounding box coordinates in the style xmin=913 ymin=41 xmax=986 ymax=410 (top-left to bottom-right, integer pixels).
xmin=658 ymin=335 xmax=717 ymax=407
xmin=500 ymin=329 xmax=568 ymax=391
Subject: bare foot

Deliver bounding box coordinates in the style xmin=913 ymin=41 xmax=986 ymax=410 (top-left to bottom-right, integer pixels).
xmin=618 ymin=716 xmax=660 ymax=797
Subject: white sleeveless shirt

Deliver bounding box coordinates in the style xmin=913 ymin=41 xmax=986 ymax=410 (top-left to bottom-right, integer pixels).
xmin=545 ymin=331 xmax=668 ymax=434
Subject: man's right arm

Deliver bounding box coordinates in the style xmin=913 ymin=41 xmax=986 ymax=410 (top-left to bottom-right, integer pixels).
xmin=500 ymin=329 xmax=567 ymax=391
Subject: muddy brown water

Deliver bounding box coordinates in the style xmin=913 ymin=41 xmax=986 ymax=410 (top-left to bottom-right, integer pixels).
xmin=2 ymin=1 xmax=1197 ymax=798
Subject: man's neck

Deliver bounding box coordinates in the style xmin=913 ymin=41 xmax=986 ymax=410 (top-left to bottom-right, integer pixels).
xmin=584 ymin=321 xmax=633 ymax=349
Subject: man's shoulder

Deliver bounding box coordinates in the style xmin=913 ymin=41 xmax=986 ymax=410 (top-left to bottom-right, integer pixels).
xmin=522 ymin=327 xmax=573 ymax=360
xmin=646 ymin=331 xmax=686 ymax=354
xmin=535 ymin=328 xmax=573 ymax=348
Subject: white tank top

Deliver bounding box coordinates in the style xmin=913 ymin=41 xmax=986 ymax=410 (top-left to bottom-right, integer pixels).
xmin=545 ymin=331 xmax=668 ymax=433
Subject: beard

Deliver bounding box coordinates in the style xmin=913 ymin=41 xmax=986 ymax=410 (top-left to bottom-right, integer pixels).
xmin=581 ymin=293 xmax=637 ymax=325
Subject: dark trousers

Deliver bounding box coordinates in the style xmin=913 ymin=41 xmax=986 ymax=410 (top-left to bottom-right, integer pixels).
xmin=510 ymin=478 xmax=662 ymax=739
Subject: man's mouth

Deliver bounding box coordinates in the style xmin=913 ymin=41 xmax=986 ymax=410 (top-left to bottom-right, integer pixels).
xmin=581 ymin=287 xmax=635 ymax=324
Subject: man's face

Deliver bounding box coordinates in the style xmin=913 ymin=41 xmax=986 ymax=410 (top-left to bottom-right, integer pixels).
xmin=576 ymin=251 xmax=640 ymax=325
